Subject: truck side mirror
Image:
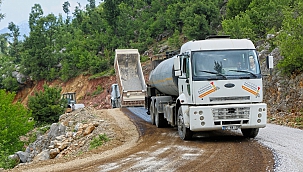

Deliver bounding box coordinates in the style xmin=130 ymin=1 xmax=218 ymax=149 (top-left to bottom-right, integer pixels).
xmin=174 ymin=56 xmax=182 ymax=76
xmin=266 ymin=55 xmax=273 ymax=69
xmin=174 ymin=56 xmax=180 ymax=70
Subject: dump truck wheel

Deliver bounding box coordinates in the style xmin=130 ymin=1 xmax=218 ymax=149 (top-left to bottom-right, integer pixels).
xmin=150 ymin=102 xmax=155 ymax=125
xmin=241 ymin=128 xmax=259 ymax=138
xmin=177 ymin=108 xmax=192 ymax=140
xmin=155 ymin=107 xmax=166 ymax=128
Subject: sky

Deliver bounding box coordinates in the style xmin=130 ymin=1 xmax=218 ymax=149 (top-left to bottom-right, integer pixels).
xmin=0 ymin=0 xmax=100 ymax=29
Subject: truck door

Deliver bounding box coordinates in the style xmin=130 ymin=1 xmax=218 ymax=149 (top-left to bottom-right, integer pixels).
xmin=179 ymin=54 xmax=192 ymax=103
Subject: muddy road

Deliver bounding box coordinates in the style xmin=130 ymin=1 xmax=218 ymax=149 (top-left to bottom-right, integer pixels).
xmin=80 ymin=108 xmax=274 ymax=172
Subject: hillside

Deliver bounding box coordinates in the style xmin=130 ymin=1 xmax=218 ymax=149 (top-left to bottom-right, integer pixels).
xmin=13 ymin=60 xmax=153 ymax=110
xmin=14 ymin=75 xmax=116 ymax=110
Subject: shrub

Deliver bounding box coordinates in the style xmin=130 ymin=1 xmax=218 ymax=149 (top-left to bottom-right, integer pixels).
xmin=28 ymin=84 xmax=66 ymax=125
xmin=275 ymin=2 xmax=303 ymax=75
xmin=0 ymin=90 xmax=34 ymax=169
xmin=221 ymin=12 xmax=256 ymax=41
xmin=89 ymin=134 xmax=109 ymax=150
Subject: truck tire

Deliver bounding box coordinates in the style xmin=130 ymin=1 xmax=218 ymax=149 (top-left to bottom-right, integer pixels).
xmin=155 ymin=107 xmax=167 ymax=128
xmin=241 ymin=128 xmax=259 ymax=138
xmin=111 ymin=100 xmax=115 ymax=108
xmin=177 ymin=108 xmax=192 ymax=140
xmin=150 ymin=102 xmax=155 ymax=125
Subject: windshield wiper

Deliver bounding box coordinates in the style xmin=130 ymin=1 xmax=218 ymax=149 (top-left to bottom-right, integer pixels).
xmin=199 ymin=70 xmax=227 ymax=80
xmin=228 ymin=70 xmax=257 ymax=78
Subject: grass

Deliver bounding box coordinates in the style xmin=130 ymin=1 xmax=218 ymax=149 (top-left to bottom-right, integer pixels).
xmin=89 ymin=69 xmax=115 ymax=80
xmin=92 ymin=85 xmax=103 ymax=97
xmin=89 ymin=134 xmax=109 ymax=150
xmin=140 ymin=55 xmax=149 ymax=62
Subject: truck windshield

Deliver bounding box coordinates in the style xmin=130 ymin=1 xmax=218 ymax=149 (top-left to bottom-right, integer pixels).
xmin=192 ymin=50 xmax=261 ymax=80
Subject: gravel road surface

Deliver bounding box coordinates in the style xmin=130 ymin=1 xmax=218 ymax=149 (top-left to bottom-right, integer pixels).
xmin=128 ymin=107 xmax=303 ymax=172
xmin=256 ymin=124 xmax=303 ymax=172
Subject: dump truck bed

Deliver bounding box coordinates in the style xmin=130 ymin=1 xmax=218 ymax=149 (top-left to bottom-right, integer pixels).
xmin=114 ymin=49 xmax=146 ymax=107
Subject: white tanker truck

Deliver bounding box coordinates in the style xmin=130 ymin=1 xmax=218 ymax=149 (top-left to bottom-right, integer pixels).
xmin=145 ymin=36 xmax=273 ymax=140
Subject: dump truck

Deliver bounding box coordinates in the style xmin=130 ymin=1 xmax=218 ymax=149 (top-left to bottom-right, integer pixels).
xmin=114 ymin=49 xmax=146 ymax=107
xmin=145 ymin=36 xmax=273 ymax=140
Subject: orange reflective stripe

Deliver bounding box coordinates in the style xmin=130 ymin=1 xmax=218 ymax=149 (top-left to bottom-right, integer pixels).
xmin=199 ymin=88 xmax=216 ymax=98
xmin=242 ymin=86 xmax=257 ymax=96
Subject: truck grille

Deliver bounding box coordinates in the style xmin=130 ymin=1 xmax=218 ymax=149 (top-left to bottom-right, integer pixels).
xmin=209 ymin=96 xmax=250 ymax=102
xmin=212 ymin=107 xmax=250 ymax=120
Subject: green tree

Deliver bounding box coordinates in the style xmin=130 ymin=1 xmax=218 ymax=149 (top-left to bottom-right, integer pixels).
xmin=168 ymin=29 xmax=182 ymax=49
xmin=0 ymin=33 xmax=9 ymax=55
xmin=276 ymin=1 xmax=303 ymax=75
xmin=226 ymin=0 xmax=252 ymax=19
xmin=221 ymin=12 xmax=256 ymax=41
xmin=103 ymin=0 xmax=124 ymax=33
xmin=62 ymin=1 xmax=70 ymax=17
xmin=0 ymin=89 xmax=34 ymax=168
xmin=22 ymin=5 xmax=62 ymax=81
xmin=87 ymin=0 xmax=96 ymax=9
xmin=8 ymin=22 xmax=21 ymax=63
xmin=0 ymin=55 xmax=20 ymax=91
xmin=27 ymin=85 xmax=66 ymax=124
xmin=246 ymin=0 xmax=289 ymax=37
xmin=180 ymin=0 xmax=220 ymax=40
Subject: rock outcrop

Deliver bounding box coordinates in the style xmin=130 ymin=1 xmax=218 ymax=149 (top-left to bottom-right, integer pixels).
xmin=259 ymin=35 xmax=303 ymax=128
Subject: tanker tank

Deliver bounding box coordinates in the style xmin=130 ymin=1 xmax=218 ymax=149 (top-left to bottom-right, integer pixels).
xmin=149 ymin=56 xmax=179 ymax=96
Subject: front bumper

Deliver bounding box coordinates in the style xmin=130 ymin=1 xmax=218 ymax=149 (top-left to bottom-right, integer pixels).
xmin=188 ymin=103 xmax=267 ymax=131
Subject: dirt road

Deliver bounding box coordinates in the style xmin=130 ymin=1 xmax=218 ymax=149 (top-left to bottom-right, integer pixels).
xmin=11 ymin=108 xmax=274 ymax=172
xmin=80 ymin=108 xmax=274 ymax=172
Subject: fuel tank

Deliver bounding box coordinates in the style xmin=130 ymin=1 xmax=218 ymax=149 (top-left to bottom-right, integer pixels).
xmin=149 ymin=56 xmax=179 ymax=96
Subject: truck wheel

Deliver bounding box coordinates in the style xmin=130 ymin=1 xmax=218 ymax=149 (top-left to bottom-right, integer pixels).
xmin=177 ymin=108 xmax=192 ymax=140
xmin=241 ymin=128 xmax=259 ymax=138
xmin=150 ymin=102 xmax=155 ymax=125
xmin=155 ymin=107 xmax=166 ymax=128
xmin=111 ymin=100 xmax=116 ymax=108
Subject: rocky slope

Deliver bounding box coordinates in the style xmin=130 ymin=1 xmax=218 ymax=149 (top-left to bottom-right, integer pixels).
xmin=258 ymin=40 xmax=303 ymax=129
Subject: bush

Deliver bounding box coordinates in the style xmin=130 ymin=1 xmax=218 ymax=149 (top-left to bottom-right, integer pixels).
xmin=275 ymin=2 xmax=303 ymax=75
xmin=28 ymin=84 xmax=66 ymax=125
xmin=89 ymin=134 xmax=109 ymax=150
xmin=221 ymin=12 xmax=256 ymax=41
xmin=0 ymin=90 xmax=34 ymax=169
xmin=0 ymin=143 xmax=19 ymax=169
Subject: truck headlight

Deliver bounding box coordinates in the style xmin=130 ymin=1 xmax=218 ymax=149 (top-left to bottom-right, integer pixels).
xmin=258 ymin=113 xmax=262 ymax=118
xmin=200 ymin=116 xmax=204 ymax=120
xmin=199 ymin=110 xmax=203 ymax=115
